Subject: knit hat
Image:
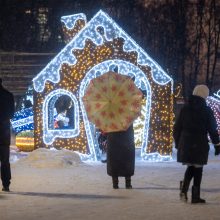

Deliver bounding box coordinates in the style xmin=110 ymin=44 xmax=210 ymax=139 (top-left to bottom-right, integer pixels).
xmin=192 ymin=84 xmax=209 ymax=99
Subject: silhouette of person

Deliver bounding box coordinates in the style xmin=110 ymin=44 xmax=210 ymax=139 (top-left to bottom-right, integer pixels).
xmin=0 ymin=78 xmax=15 ymax=192
xmin=106 ymin=125 xmax=135 ymax=189
xmin=98 ymin=129 xmax=107 ymax=163
xmin=174 ymin=84 xmax=220 ymax=203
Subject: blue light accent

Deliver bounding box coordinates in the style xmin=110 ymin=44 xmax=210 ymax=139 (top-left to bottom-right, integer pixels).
xmin=11 ymin=107 xmax=34 ymax=133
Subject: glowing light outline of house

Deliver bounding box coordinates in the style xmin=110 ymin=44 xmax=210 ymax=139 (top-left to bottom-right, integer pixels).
xmin=33 ymin=10 xmax=173 ymax=161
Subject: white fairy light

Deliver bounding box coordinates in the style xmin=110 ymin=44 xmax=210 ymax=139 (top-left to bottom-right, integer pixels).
xmin=33 ymin=10 xmax=173 ymax=161
xmin=214 ymin=91 xmax=220 ymax=99
xmin=42 ymin=89 xmax=80 ymax=145
xmin=61 ymin=13 xmax=87 ymax=30
xmin=79 ymin=59 xmax=152 ymax=160
xmin=207 ymin=95 xmax=220 ymax=135
xmin=11 ymin=116 xmax=33 ymax=129
xmin=33 ymin=10 xmax=172 ymax=92
xmin=11 ymin=107 xmax=34 ymax=133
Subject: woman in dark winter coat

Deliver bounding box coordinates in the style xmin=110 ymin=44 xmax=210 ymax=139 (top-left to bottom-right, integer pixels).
xmin=107 ymin=125 xmax=135 ymax=189
xmin=174 ymin=84 xmax=220 ymax=203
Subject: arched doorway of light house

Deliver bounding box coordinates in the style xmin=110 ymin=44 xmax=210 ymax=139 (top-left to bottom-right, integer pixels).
xmin=79 ymin=60 xmax=151 ymax=161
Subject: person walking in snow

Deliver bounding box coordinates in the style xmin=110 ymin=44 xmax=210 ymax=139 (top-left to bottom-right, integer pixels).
xmin=0 ymin=78 xmax=15 ymax=192
xmin=174 ymin=84 xmax=220 ymax=203
xmin=106 ymin=124 xmax=135 ymax=189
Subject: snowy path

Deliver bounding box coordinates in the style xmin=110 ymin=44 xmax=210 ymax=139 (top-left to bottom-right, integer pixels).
xmin=1 ymin=148 xmax=220 ymax=220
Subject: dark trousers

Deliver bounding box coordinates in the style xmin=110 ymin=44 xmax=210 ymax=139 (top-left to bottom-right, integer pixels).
xmin=182 ymin=166 xmax=203 ymax=192
xmin=0 ymin=146 xmax=11 ymax=187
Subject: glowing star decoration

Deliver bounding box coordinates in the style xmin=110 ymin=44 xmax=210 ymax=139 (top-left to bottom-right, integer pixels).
xmin=11 ymin=107 xmax=34 ymax=133
xmin=33 ymin=10 xmax=173 ymax=162
xmin=42 ymin=89 xmax=80 ymax=145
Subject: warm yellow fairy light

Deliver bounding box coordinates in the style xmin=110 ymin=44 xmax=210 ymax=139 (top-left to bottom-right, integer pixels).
xmin=34 ymin=37 xmax=173 ymax=156
xmin=16 ymin=137 xmax=35 ymax=152
xmin=34 ymin=14 xmax=173 ymax=158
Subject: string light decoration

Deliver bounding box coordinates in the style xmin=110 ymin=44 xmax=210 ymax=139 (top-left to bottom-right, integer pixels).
xmin=42 ymin=89 xmax=80 ymax=145
xmin=11 ymin=85 xmax=34 ymax=133
xmin=133 ymin=98 xmax=146 ymax=148
xmin=15 ymin=130 xmax=34 ymax=152
xmin=207 ymin=95 xmax=220 ymax=135
xmin=33 ymin=10 xmax=173 ymax=161
xmin=16 ymin=137 xmax=34 ymax=151
xmin=11 ymin=107 xmax=34 ymax=133
xmin=214 ymin=90 xmax=220 ymax=99
xmin=61 ymin=13 xmax=87 ymax=44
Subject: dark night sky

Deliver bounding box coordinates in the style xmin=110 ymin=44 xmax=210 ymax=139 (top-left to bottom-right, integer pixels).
xmin=0 ymin=0 xmax=142 ymax=53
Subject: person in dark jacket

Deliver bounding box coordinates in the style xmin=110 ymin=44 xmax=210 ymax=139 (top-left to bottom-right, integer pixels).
xmin=107 ymin=125 xmax=135 ymax=189
xmin=98 ymin=129 xmax=107 ymax=163
xmin=174 ymin=84 xmax=220 ymax=204
xmin=0 ymin=78 xmax=15 ymax=192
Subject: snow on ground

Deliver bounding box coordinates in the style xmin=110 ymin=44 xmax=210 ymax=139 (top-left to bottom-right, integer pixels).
xmin=1 ymin=146 xmax=220 ymax=220
xmin=13 ymin=148 xmax=82 ymax=168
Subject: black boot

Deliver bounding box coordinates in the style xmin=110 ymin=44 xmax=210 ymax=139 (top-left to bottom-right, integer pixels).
xmin=112 ymin=176 xmax=119 ymax=189
xmin=191 ymin=186 xmax=206 ymax=204
xmin=2 ymin=186 xmax=10 ymax=192
xmin=125 ymin=176 xmax=132 ymax=189
xmin=180 ymin=166 xmax=194 ymax=202
xmin=180 ymin=179 xmax=190 ymax=201
xmin=179 ymin=180 xmax=187 ymax=201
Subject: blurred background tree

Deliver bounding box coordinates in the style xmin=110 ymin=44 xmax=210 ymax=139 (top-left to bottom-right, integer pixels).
xmin=0 ymin=0 xmax=219 ymax=99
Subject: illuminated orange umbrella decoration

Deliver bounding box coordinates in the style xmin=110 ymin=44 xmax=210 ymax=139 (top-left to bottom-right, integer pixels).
xmin=82 ymin=71 xmax=143 ymax=132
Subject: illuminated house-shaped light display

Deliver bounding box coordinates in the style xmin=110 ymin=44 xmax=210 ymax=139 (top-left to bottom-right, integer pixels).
xmin=33 ymin=10 xmax=174 ymax=161
xmin=207 ymin=91 xmax=220 ymax=135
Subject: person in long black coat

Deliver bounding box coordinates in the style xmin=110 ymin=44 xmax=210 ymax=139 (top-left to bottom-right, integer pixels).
xmin=107 ymin=125 xmax=135 ymax=189
xmin=0 ymin=78 xmax=15 ymax=192
xmin=174 ymin=84 xmax=220 ymax=203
